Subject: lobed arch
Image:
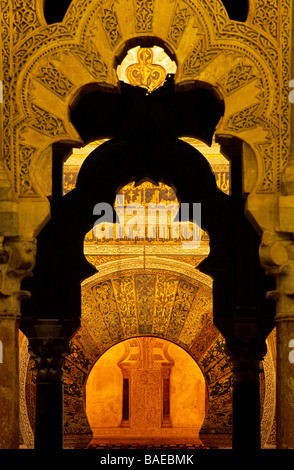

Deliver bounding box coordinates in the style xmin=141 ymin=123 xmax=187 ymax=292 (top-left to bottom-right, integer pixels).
xmin=7 ymin=0 xmax=280 ymax=239
xmin=23 ymin=136 xmax=233 ymax=322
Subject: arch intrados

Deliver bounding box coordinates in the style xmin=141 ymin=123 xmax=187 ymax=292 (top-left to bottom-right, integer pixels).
xmin=29 ymin=129 xmax=233 ymax=321
xmin=83 ymin=332 xmax=212 ymax=401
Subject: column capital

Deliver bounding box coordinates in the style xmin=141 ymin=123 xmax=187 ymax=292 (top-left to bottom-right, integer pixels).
xmin=0 ymin=236 xmax=36 ymax=316
xmin=21 ymin=318 xmax=80 ymax=382
xmin=225 ymin=338 xmax=267 ymax=383
xmin=259 ymin=231 xmax=294 ymax=321
xmin=259 ymin=231 xmax=293 ymax=276
xmin=28 ymin=337 xmax=70 ymax=382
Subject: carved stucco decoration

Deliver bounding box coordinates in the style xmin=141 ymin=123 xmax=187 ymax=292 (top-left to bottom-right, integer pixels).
xmin=0 ymin=0 xmax=286 ymax=240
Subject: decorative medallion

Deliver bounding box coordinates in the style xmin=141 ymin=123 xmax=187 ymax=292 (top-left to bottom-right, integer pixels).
xmin=125 ymin=48 xmax=167 ymax=92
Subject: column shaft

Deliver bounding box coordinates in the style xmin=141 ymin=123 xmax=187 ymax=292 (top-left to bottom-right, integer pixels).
xmin=27 ymin=332 xmax=72 ymax=451
xmin=232 ymin=377 xmax=261 ymax=449
xmin=276 ymin=318 xmax=294 ymax=449
xmin=0 ymin=316 xmax=20 ymax=449
xmin=225 ymin=339 xmax=266 ymax=450
xmin=35 ymin=381 xmax=64 ymax=450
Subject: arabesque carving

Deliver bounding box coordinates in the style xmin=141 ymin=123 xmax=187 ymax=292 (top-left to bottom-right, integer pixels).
xmin=134 ymin=0 xmax=154 ymax=33
xmin=0 ymin=0 xmax=283 ymax=222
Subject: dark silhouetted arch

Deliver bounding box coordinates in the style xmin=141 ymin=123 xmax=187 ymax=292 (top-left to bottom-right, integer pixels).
xmin=22 ymin=137 xmax=233 ymax=324
xmin=70 ymin=81 xmax=225 ymax=146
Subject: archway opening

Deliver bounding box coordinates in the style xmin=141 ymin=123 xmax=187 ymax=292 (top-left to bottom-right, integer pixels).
xmin=116 ymin=45 xmax=177 ymax=94
xmin=85 ymin=336 xmax=206 ymax=448
xmin=62 ymin=138 xmax=230 ymax=275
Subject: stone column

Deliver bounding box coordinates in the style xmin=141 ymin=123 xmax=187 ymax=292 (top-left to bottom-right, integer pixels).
xmin=21 ymin=319 xmax=79 ymax=450
xmin=225 ymin=338 xmax=267 ymax=450
xmin=276 ymin=318 xmax=294 ymax=448
xmin=0 ymin=237 xmax=36 ymax=449
xmin=260 ymin=232 xmax=294 ymax=448
xmin=0 ymin=314 xmax=20 ymax=449
xmin=274 ymin=260 xmax=294 ymax=449
xmin=29 ymin=336 xmax=69 ymax=450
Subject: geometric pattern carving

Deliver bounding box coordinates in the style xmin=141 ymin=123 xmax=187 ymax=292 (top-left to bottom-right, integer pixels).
xmin=255 ymin=140 xmax=275 ymax=193
xmin=182 ymin=38 xmax=218 ymax=77
xmin=100 ymin=4 xmax=121 ymax=48
xmin=167 ymin=2 xmax=191 ymax=49
xmin=218 ymin=63 xmax=258 ymax=96
xmin=226 ymin=104 xmax=261 ymax=132
xmin=71 ymin=44 xmax=109 ymax=80
xmin=13 ymin=0 xmax=39 ymax=43
xmin=35 ymin=62 xmax=74 ymax=99
xmin=134 ymin=0 xmax=154 ymax=32
xmin=30 ymin=103 xmax=67 ymax=137
xmin=252 ymin=0 xmax=278 ymax=39
xmin=19 ymin=145 xmax=38 ymax=197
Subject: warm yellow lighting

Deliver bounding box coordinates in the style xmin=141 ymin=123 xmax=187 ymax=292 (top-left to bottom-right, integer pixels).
xmin=86 ymin=337 xmax=206 ymax=446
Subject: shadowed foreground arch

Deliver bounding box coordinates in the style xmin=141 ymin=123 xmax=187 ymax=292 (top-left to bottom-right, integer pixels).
xmin=20 ymin=130 xmax=275 ymax=450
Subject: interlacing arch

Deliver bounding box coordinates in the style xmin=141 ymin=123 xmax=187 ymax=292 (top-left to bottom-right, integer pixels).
xmin=7 ymin=0 xmax=280 ymax=239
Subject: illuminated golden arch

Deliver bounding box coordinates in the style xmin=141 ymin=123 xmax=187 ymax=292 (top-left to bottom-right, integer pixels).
xmin=85 ymin=336 xmax=206 ymax=447
xmin=18 ymin=259 xmax=276 ymax=448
